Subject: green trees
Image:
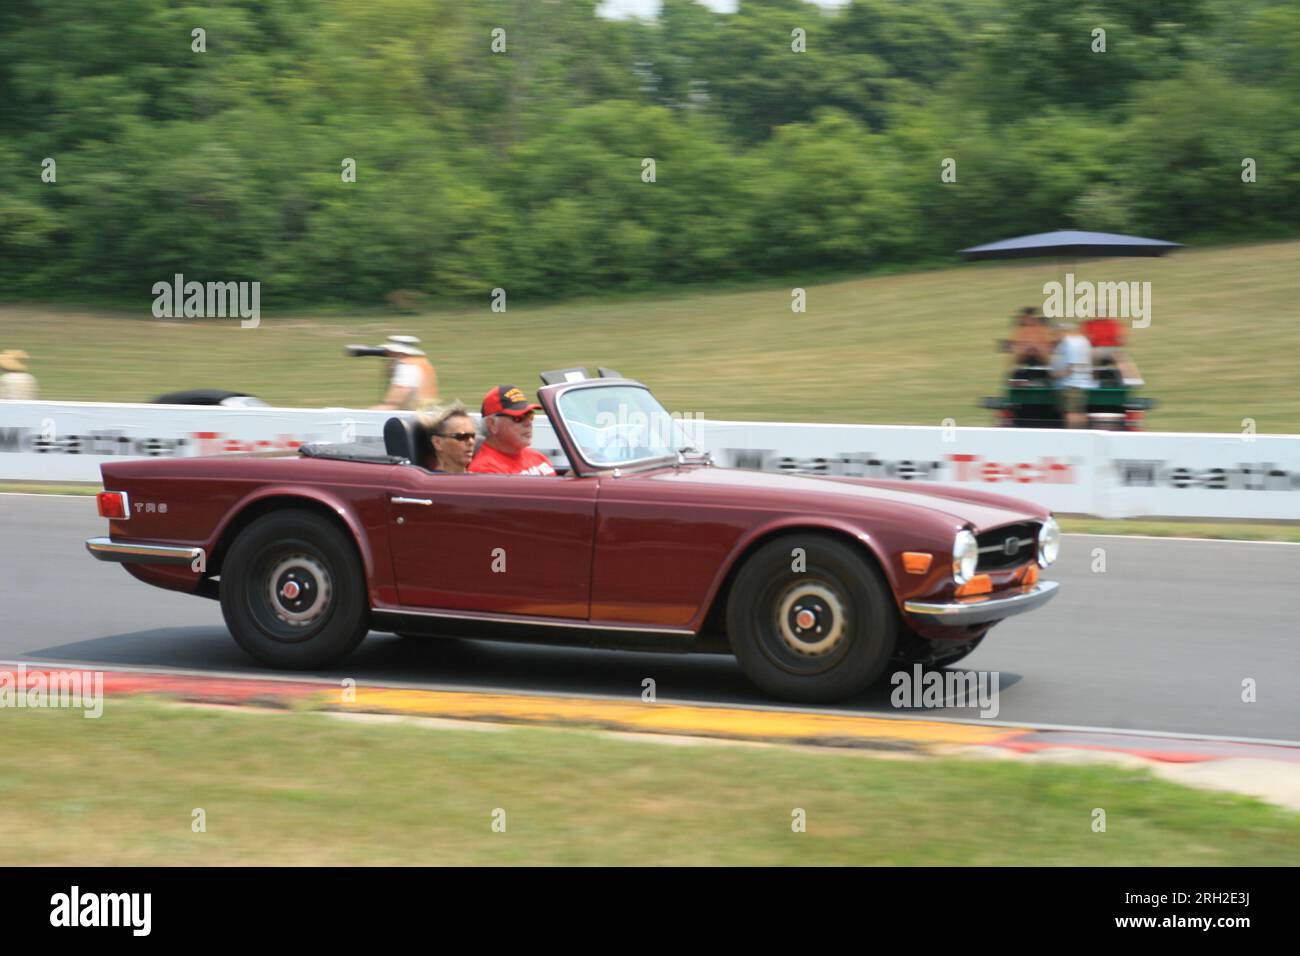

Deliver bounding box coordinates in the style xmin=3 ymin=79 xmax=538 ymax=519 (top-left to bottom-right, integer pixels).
xmin=0 ymin=0 xmax=1296 ymax=305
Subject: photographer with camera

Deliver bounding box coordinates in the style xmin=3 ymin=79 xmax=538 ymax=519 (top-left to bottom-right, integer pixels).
xmin=348 ymin=335 xmax=438 ymax=411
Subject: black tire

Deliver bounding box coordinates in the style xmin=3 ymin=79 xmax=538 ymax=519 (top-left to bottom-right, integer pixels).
xmin=219 ymin=509 xmax=370 ymax=669
xmin=726 ymin=534 xmax=898 ymax=703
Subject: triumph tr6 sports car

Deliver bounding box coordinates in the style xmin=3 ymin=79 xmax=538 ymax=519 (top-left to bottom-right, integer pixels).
xmin=86 ymin=370 xmax=1060 ymax=703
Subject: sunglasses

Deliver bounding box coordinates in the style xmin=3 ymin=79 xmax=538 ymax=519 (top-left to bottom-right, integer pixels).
xmin=498 ymin=412 xmax=535 ymax=424
xmin=436 ymin=431 xmax=476 ymax=442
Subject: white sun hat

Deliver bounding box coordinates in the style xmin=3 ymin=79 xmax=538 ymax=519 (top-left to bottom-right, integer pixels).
xmin=383 ymin=335 xmax=425 ymax=357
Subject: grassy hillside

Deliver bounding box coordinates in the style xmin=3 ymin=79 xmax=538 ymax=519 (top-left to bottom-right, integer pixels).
xmin=2 ymin=241 xmax=1297 ymax=432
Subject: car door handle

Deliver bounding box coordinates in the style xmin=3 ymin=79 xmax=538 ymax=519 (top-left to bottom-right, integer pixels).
xmin=391 ymin=496 xmax=433 ymax=506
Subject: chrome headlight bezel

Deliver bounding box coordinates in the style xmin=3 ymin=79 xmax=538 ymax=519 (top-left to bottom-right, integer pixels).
xmin=1037 ymin=515 xmax=1061 ymax=567
xmin=952 ymin=529 xmax=978 ymax=585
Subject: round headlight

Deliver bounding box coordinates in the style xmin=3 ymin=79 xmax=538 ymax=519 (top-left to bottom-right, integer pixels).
xmin=952 ymin=529 xmax=978 ymax=585
xmin=1037 ymin=516 xmax=1060 ymax=567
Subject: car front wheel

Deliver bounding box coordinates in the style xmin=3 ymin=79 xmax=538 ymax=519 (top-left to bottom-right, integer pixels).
xmin=726 ymin=534 xmax=898 ymax=703
xmin=219 ymin=509 xmax=370 ymax=669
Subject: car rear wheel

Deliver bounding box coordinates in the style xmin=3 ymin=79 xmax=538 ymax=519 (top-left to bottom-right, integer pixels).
xmin=220 ymin=509 xmax=370 ymax=669
xmin=726 ymin=534 xmax=897 ymax=703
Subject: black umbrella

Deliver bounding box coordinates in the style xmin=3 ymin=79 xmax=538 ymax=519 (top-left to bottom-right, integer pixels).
xmin=961 ymin=230 xmax=1182 ymax=261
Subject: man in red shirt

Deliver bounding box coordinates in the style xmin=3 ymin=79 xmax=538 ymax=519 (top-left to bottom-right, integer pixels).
xmin=468 ymin=385 xmax=558 ymax=476
xmin=1081 ymin=312 xmax=1143 ymax=384
xmin=1081 ymin=313 xmax=1124 ymax=349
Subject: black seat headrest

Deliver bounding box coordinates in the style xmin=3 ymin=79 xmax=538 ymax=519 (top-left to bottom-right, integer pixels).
xmin=383 ymin=416 xmax=429 ymax=464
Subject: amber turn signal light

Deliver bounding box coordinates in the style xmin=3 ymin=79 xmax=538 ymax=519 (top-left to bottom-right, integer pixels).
xmin=902 ymin=552 xmax=932 ymax=575
xmin=1023 ymin=565 xmax=1039 ymax=586
xmin=97 ymin=491 xmax=129 ymax=520
xmin=954 ymin=574 xmax=992 ymax=597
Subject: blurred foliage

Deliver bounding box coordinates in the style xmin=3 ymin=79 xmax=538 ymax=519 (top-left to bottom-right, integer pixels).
xmin=0 ymin=0 xmax=1298 ymax=305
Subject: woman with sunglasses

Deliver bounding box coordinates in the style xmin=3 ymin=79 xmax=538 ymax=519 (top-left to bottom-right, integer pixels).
xmin=419 ymin=402 xmax=477 ymax=473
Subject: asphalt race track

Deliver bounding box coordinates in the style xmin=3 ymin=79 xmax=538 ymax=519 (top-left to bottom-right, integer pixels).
xmin=4 ymin=494 xmax=1297 ymax=742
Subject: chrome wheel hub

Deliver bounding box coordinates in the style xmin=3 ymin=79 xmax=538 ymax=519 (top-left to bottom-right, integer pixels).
xmin=266 ymin=554 xmax=331 ymax=628
xmin=775 ymin=582 xmax=846 ymax=657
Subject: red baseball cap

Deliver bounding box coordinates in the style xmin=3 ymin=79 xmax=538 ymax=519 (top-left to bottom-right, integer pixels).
xmin=481 ymin=385 xmax=541 ymax=418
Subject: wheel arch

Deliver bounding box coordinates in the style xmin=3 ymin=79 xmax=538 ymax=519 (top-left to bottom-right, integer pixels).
xmin=208 ymin=491 xmax=374 ymax=601
xmin=697 ymin=520 xmax=898 ymax=647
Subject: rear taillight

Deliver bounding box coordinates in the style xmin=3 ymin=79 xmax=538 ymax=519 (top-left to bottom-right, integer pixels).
xmin=97 ymin=490 xmax=130 ymax=519
xmin=1124 ymin=409 xmax=1144 ymax=430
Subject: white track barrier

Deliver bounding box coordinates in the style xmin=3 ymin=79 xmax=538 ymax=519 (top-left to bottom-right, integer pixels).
xmin=1 ymin=400 xmax=1297 ymax=520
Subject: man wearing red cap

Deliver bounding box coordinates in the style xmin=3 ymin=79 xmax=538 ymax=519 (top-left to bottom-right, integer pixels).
xmin=469 ymin=385 xmax=557 ymax=476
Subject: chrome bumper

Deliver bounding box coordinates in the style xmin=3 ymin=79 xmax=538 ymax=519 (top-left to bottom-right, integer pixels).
xmin=904 ymin=580 xmax=1059 ymax=626
xmin=86 ymin=536 xmax=203 ymax=567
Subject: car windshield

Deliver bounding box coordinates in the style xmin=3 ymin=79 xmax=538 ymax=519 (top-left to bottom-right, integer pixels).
xmin=557 ymin=384 xmax=691 ymax=468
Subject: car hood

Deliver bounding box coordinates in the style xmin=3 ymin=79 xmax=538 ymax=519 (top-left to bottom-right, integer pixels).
xmin=634 ymin=465 xmax=1045 ymax=532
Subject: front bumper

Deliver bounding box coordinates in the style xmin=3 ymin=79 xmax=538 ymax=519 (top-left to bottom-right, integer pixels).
xmin=86 ymin=536 xmax=203 ymax=567
xmin=903 ymin=580 xmax=1059 ymax=626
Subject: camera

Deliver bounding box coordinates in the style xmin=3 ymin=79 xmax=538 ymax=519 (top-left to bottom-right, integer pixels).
xmin=345 ymin=345 xmax=390 ymax=358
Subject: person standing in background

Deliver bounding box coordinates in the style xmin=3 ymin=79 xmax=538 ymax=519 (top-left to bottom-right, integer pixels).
xmin=0 ymin=350 xmax=37 ymax=400
xmin=371 ymin=335 xmax=438 ymax=411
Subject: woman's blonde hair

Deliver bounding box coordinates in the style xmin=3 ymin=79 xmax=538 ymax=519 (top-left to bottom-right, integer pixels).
xmin=417 ymin=401 xmax=474 ymax=470
xmin=418 ymin=401 xmax=471 ymax=436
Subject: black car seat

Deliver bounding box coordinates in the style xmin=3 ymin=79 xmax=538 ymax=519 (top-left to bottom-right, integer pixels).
xmin=383 ymin=416 xmax=432 ymax=468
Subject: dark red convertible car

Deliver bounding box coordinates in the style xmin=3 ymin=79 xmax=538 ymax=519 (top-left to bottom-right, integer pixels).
xmin=86 ymin=372 xmax=1060 ymax=702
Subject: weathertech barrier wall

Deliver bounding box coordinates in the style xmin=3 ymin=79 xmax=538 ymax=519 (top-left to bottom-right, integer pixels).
xmin=2 ymin=400 xmax=1297 ymax=520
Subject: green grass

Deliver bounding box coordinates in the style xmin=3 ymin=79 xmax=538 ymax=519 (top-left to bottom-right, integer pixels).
xmin=1 ymin=700 xmax=1296 ymax=865
xmin=0 ymin=483 xmax=100 ymax=495
xmin=2 ymin=240 xmax=1298 ymax=433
